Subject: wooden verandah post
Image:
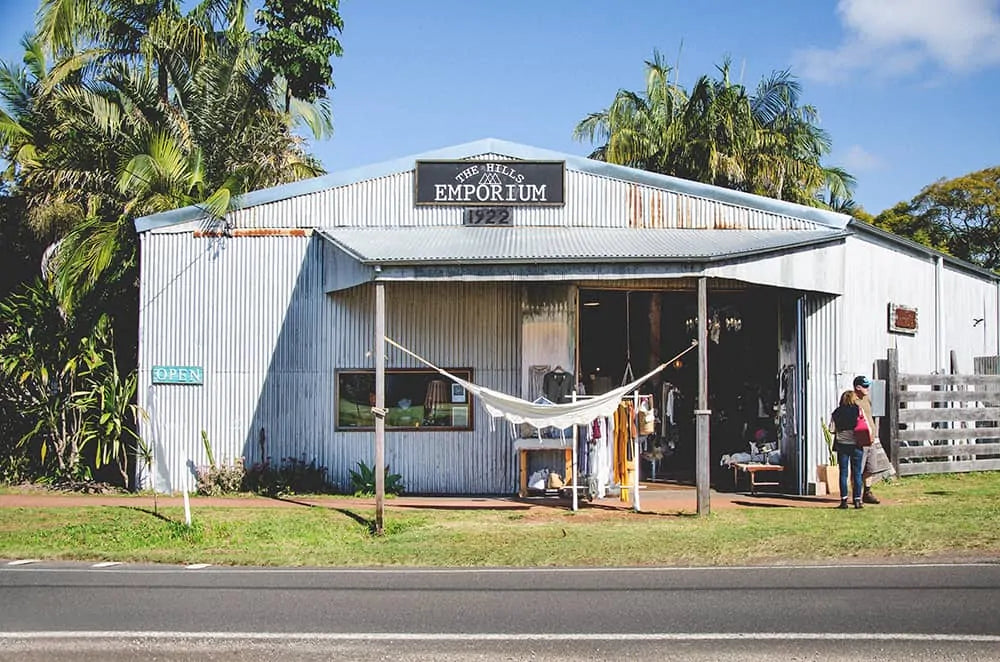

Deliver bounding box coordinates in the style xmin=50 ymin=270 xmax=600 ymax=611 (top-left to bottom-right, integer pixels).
xmin=886 ymin=348 xmax=900 ymax=477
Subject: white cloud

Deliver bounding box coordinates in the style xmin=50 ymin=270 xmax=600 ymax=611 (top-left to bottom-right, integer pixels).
xmin=795 ymin=0 xmax=1000 ymax=83
xmin=839 ymin=145 xmax=883 ymax=172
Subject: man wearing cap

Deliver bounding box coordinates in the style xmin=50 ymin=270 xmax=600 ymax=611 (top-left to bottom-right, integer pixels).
xmin=853 ymin=375 xmax=881 ymax=504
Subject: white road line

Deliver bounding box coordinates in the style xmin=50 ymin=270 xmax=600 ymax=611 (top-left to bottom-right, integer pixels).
xmin=0 ymin=631 xmax=998 ymax=643
xmin=184 ymin=564 xmax=211 ymax=570
xmin=5 ymin=560 xmax=38 ymax=566
xmin=91 ymin=562 xmax=121 ymax=568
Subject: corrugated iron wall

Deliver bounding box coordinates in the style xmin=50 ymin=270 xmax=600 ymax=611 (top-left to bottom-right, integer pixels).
xmin=941 ymin=263 xmax=999 ymax=371
xmin=138 ymin=232 xmax=521 ymax=494
xmin=216 ymin=157 xmax=826 ymax=233
xmin=804 ymin=293 xmax=839 ymax=486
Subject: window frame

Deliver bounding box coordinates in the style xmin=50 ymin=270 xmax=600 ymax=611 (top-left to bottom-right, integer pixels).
xmin=335 ymin=368 xmax=474 ymax=432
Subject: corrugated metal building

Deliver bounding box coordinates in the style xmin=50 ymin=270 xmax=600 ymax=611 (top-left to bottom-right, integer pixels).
xmin=134 ymin=138 xmax=1000 ymax=495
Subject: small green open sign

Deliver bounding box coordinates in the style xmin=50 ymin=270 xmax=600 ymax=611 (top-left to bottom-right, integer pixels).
xmin=152 ymin=365 xmax=204 ymax=385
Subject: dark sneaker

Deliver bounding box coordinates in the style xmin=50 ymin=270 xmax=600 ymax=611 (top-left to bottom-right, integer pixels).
xmin=854 ymin=501 xmax=864 ymax=509
xmin=837 ymin=501 xmax=849 ymax=509
xmin=863 ymin=491 xmax=880 ymax=504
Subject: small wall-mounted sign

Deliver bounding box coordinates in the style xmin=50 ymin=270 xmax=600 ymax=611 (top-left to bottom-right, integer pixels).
xmin=152 ymin=365 xmax=204 ymax=385
xmin=463 ymin=207 xmax=513 ymax=226
xmin=415 ymin=160 xmax=565 ymax=206
xmin=888 ymin=303 xmax=918 ymax=335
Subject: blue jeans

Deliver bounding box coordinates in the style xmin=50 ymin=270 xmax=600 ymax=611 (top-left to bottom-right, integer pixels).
xmin=837 ymin=444 xmax=864 ymax=502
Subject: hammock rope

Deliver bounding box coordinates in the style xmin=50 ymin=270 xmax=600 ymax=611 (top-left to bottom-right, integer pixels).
xmin=384 ymin=337 xmax=697 ymax=431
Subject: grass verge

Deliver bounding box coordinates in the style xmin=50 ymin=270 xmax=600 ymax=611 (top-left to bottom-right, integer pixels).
xmin=0 ymin=473 xmax=998 ymax=567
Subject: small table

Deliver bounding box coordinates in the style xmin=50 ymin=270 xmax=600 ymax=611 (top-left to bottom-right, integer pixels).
xmin=516 ymin=438 xmax=573 ymax=498
xmin=732 ymin=463 xmax=783 ymax=495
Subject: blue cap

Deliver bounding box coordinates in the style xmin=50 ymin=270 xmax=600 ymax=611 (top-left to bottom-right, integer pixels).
xmin=853 ymin=375 xmax=871 ymax=388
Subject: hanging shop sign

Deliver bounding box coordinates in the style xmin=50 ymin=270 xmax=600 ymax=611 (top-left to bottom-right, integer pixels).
xmin=415 ymin=160 xmax=564 ymax=206
xmin=888 ymin=303 xmax=918 ymax=335
xmin=152 ymin=365 xmax=204 ymax=385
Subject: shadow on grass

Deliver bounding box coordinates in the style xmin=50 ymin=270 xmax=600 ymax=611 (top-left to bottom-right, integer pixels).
xmin=332 ymin=507 xmax=377 ymax=532
xmin=726 ymin=493 xmax=840 ymax=508
xmin=124 ymin=506 xmax=175 ymax=523
xmin=394 ymin=502 xmax=532 ymax=511
xmin=262 ymin=497 xmax=378 ymax=532
xmin=267 ymin=496 xmax=321 ymax=508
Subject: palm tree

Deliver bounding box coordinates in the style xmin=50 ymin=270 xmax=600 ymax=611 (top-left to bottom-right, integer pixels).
xmin=573 ymin=50 xmax=686 ymax=172
xmin=8 ymin=1 xmax=329 ymax=311
xmin=574 ymin=52 xmax=854 ymax=209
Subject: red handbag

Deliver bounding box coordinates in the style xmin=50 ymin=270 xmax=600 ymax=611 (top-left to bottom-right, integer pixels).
xmin=854 ymin=409 xmax=872 ymax=447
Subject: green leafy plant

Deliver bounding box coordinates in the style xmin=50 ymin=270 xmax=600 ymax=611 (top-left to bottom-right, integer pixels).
xmin=0 ymin=280 xmax=135 ymax=485
xmin=243 ymin=455 xmax=333 ymax=497
xmin=349 ymin=460 xmax=403 ymax=497
xmin=820 ymin=418 xmax=837 ymax=465
xmin=200 ymin=430 xmax=216 ymax=470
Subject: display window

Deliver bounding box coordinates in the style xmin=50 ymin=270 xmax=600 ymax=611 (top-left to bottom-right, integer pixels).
xmin=336 ymin=369 xmax=473 ymax=431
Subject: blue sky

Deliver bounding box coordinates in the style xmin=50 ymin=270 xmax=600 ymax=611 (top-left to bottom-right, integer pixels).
xmin=3 ymin=0 xmax=1000 ymax=215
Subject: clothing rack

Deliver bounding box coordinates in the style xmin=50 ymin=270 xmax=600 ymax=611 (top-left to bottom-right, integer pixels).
xmin=566 ymin=392 xmax=645 ymax=512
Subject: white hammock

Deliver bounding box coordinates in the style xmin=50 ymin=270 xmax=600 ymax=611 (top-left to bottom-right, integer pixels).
xmin=386 ymin=337 xmax=697 ymax=430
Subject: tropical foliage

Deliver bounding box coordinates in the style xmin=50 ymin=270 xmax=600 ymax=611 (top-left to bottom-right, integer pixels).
xmin=871 ymin=167 xmax=1000 ymax=271
xmin=349 ymin=460 xmax=404 ymax=497
xmin=574 ymin=51 xmax=854 ymax=208
xmin=0 ymin=0 xmax=343 ymax=487
xmin=0 ymin=280 xmax=138 ymax=485
xmin=257 ymin=0 xmax=344 ymax=112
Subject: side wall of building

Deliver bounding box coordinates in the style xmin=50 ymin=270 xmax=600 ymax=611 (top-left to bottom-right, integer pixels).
xmin=839 ymin=232 xmax=998 ymax=379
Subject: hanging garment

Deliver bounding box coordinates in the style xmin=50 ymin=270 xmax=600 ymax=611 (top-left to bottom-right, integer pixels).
xmin=542 ymin=369 xmax=575 ymax=403
xmin=386 ymin=337 xmax=695 ymax=431
xmin=613 ymin=401 xmax=636 ymax=503
xmin=528 ymin=365 xmax=550 ymax=400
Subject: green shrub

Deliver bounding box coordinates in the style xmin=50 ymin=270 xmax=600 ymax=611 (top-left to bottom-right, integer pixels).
xmin=194 ymin=458 xmax=245 ymax=496
xmin=243 ymin=455 xmax=333 ymax=497
xmin=349 ymin=460 xmax=403 ymax=496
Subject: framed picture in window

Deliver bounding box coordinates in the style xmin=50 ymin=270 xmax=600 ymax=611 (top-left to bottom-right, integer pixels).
xmin=451 ymin=405 xmax=469 ymax=427
xmin=451 ymin=383 xmax=466 ymax=403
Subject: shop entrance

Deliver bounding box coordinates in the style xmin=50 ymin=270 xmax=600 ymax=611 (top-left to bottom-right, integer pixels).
xmin=578 ymin=285 xmax=793 ymax=487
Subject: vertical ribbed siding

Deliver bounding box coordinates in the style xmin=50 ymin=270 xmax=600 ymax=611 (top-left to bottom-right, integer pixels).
xmin=941 ymin=264 xmax=1000 ymax=369
xmin=138 ymin=233 xmax=521 ymax=493
xmin=216 ymin=159 xmax=828 ymax=233
xmin=138 ymin=233 xmax=320 ymax=492
xmin=335 ymin=282 xmax=521 ymax=494
xmin=803 ymin=293 xmax=838 ymax=487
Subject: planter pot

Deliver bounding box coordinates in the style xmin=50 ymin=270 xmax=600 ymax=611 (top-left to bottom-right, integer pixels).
xmin=817 ymin=464 xmax=840 ymax=496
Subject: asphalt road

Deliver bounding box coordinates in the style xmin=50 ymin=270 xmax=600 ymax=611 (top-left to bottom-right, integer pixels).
xmin=1 ymin=560 xmax=998 ymax=660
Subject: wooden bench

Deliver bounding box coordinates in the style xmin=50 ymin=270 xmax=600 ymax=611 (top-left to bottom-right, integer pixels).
xmin=731 ymin=462 xmax=783 ymax=495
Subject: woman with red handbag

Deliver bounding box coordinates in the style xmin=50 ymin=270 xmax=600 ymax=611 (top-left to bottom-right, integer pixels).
xmin=829 ymin=390 xmax=867 ymax=509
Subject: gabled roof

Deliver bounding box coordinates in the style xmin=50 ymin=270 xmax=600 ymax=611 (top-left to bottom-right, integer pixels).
xmin=135 ymin=138 xmax=851 ymax=233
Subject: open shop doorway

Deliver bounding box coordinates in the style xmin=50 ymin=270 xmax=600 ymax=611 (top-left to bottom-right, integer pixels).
xmin=578 ymin=285 xmax=794 ymax=487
